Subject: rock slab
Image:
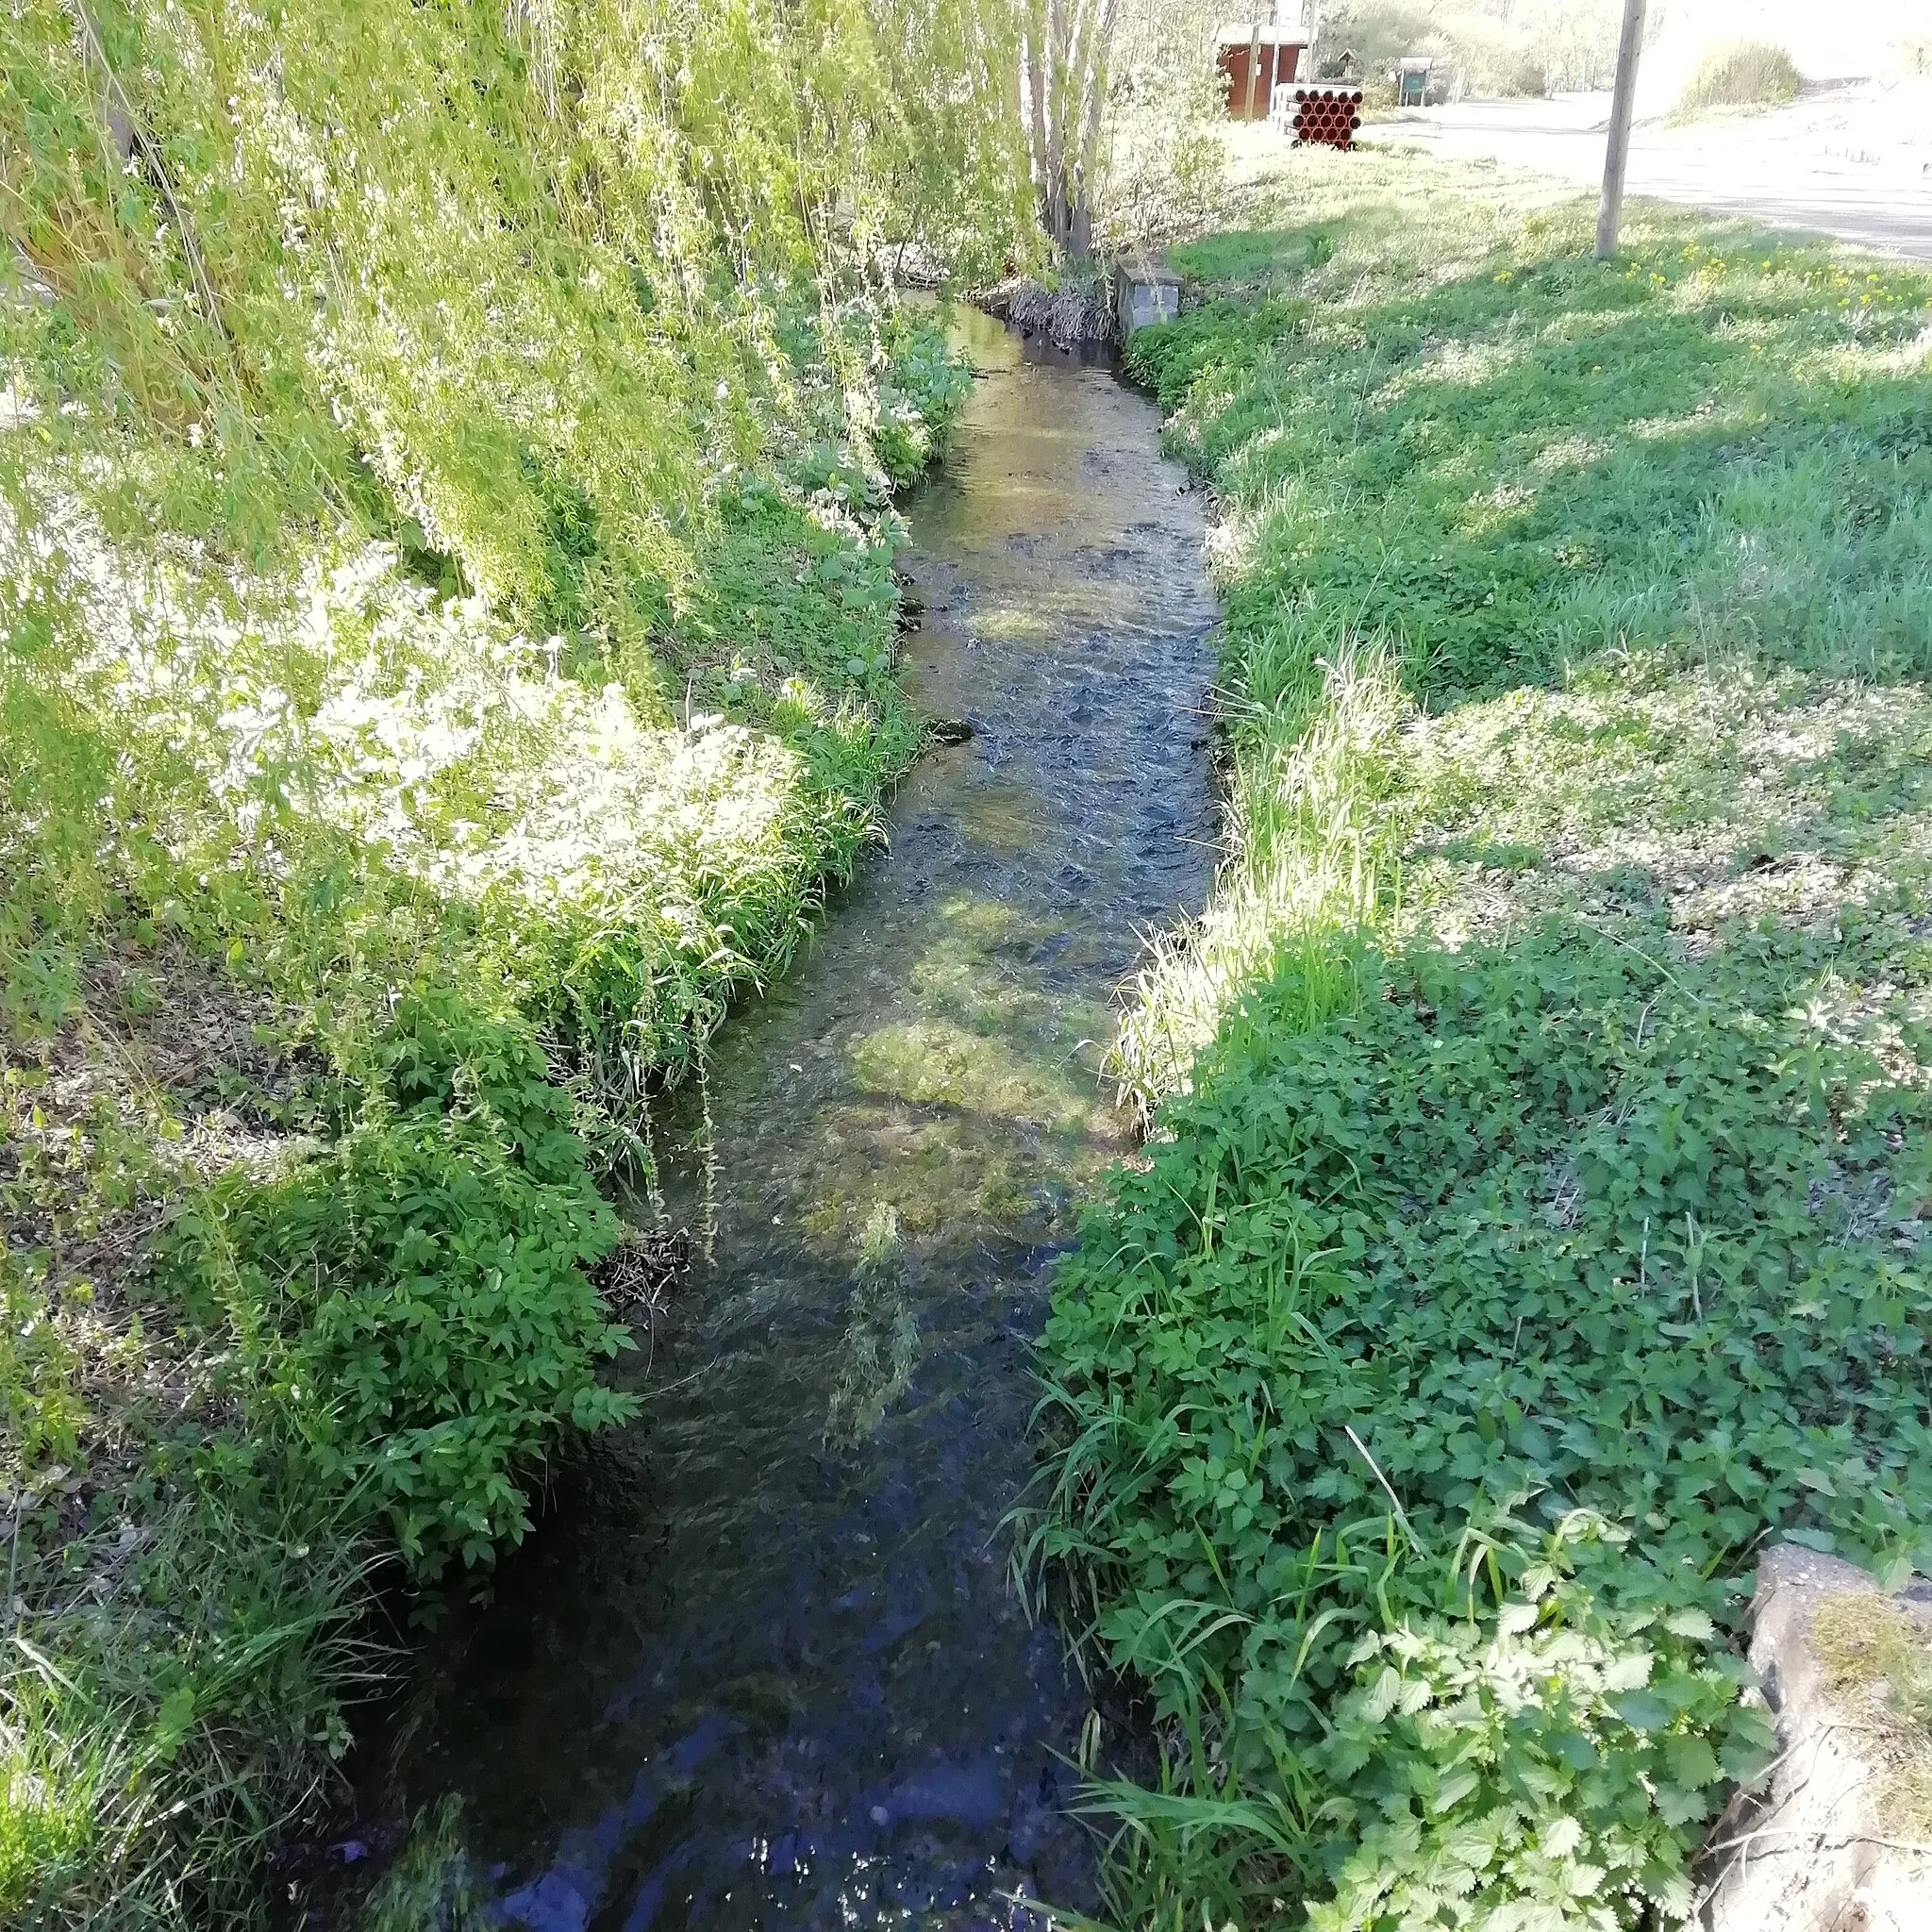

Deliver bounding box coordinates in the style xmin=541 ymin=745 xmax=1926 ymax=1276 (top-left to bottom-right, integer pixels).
xmin=1702 ymin=1543 xmax=1932 ymax=1931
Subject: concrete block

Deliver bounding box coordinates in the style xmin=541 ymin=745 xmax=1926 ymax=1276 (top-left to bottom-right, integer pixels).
xmin=1115 ymin=253 xmax=1181 ymax=341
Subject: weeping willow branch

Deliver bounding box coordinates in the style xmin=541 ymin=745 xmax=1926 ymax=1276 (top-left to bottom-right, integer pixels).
xmin=64 ymin=0 xmax=227 ymax=342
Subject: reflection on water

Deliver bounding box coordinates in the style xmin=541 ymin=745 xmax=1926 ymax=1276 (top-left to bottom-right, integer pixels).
xmin=376 ymin=308 xmax=1220 ymax=1930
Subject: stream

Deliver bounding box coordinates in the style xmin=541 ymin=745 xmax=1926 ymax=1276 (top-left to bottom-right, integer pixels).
xmin=373 ymin=306 xmax=1220 ymax=1931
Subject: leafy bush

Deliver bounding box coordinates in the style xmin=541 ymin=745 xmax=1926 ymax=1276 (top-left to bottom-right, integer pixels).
xmin=170 ymin=994 xmax=635 ymax=1575
xmin=1674 ymin=41 xmax=1801 ymax=118
xmin=874 ymin=320 xmax=976 ymax=489
xmin=1305 ymin=1574 xmax=1760 ymax=1930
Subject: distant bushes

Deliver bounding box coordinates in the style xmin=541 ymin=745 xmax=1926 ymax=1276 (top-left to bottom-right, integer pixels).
xmin=1674 ymin=39 xmax=1801 ymax=117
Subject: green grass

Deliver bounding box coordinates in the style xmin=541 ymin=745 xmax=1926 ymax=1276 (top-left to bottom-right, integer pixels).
xmin=2 ymin=171 xmax=969 ymax=1932
xmin=1022 ymin=148 xmax=1932 ymax=1930
xmin=1673 ymin=40 xmax=1802 ymax=121
xmin=0 ymin=375 xmax=958 ymax=1918
xmin=0 ymin=0 xmax=1000 ymax=1916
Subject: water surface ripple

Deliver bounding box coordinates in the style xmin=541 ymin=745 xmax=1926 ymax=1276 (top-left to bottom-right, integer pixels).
xmin=392 ymin=308 xmax=1220 ymax=1931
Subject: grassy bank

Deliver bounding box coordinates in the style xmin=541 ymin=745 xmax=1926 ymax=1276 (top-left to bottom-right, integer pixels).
xmin=1023 ymin=149 xmax=1932 ymax=1928
xmin=0 ymin=0 xmax=986 ymax=1918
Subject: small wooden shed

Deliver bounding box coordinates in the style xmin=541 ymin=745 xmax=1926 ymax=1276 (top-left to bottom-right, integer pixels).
xmin=1216 ymin=22 xmax=1309 ymax=121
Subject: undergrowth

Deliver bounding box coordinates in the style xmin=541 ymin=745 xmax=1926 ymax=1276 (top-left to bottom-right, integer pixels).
xmin=1022 ymin=148 xmax=1932 ymax=1929
xmin=0 ymin=0 xmax=985 ymax=1921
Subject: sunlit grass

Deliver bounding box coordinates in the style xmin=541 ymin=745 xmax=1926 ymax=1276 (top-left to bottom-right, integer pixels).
xmin=1117 ymin=150 xmax=1932 ymax=1108
xmin=1 ymin=313 xmax=963 ymax=1928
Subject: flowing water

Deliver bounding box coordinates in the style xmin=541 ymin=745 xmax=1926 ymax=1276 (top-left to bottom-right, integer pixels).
xmin=370 ymin=308 xmax=1220 ymax=1931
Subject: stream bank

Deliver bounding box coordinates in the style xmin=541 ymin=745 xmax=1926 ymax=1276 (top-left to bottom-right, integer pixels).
xmin=1024 ymin=150 xmax=1932 ymax=1932
xmin=339 ymin=304 xmax=1222 ymax=1930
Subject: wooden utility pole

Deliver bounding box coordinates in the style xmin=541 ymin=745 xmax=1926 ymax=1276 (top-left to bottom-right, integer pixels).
xmin=1595 ymin=0 xmax=1646 ymax=258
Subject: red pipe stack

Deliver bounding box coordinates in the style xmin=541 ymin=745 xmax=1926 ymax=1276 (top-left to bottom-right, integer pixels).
xmin=1291 ymin=87 xmax=1363 ymax=150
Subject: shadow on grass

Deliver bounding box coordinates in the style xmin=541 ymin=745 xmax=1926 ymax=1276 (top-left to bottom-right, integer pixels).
xmin=1032 ymin=185 xmax=1932 ymax=1927
xmin=1137 ymin=200 xmax=1932 ymax=706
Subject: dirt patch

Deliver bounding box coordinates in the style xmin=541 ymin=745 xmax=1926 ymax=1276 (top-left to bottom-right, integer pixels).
xmin=2 ymin=943 xmax=311 ymax=1544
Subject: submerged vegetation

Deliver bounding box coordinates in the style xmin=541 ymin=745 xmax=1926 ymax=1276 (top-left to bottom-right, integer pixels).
xmin=0 ymin=0 xmax=997 ymax=1920
xmin=1023 ymin=149 xmax=1932 ymax=1927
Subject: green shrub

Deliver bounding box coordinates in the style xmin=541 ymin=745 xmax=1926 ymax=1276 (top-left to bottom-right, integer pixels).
xmin=167 ymin=992 xmax=634 ymax=1576
xmin=1674 ymin=40 xmax=1801 ymax=118
xmin=874 ymin=319 xmax=975 ymax=489
xmin=1305 ymin=1571 xmax=1756 ymax=1929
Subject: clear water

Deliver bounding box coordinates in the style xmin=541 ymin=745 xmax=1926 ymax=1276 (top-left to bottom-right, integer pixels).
xmin=373 ymin=308 xmax=1220 ymax=1932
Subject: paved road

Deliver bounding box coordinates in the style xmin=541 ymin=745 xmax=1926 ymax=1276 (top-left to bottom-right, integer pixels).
xmin=1358 ymin=86 xmax=1932 ymax=264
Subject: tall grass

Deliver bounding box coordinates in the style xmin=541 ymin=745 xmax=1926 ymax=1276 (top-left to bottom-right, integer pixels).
xmin=1116 ymin=633 xmax=1404 ymax=1108
xmin=1673 ymin=39 xmax=1801 ymax=118
xmin=4 ymin=1493 xmax=382 ymax=1926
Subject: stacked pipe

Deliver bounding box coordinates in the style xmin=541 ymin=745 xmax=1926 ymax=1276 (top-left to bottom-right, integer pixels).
xmin=1291 ymin=87 xmax=1363 ymax=150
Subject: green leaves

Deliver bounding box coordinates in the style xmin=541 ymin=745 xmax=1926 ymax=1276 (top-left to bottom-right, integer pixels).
xmin=1029 ymin=914 xmax=1931 ymax=1924
xmin=1046 ymin=167 xmax=1932 ymax=1932
xmin=167 ymin=996 xmax=636 ymax=1579
xmin=151 ymin=1683 xmax=197 ymax=1764
xmin=1299 ymin=1579 xmax=1763 ymax=1929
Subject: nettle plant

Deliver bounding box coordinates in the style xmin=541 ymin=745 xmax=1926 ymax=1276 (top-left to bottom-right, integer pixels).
xmin=1027 ymin=914 xmax=1932 ymax=1925
xmin=167 ymin=991 xmax=638 ymax=1576
xmin=1307 ymin=1546 xmax=1764 ymax=1931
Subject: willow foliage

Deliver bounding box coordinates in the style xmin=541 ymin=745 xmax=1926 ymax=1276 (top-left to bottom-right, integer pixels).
xmin=0 ymin=6 xmax=1023 ymax=1921
xmin=0 ymin=0 xmax=1027 ymax=629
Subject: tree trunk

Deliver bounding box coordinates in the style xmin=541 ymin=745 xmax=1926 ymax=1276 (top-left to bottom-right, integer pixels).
xmin=1066 ymin=0 xmax=1117 ymax=258
xmin=1021 ymin=0 xmax=1116 ymax=259
xmin=1024 ymin=0 xmax=1054 ymax=243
